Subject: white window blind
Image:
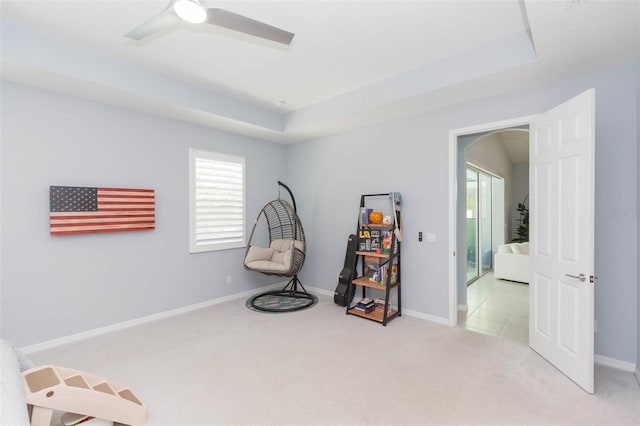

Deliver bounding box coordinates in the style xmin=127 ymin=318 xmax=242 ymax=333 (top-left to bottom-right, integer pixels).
xmin=189 ymin=149 xmax=245 ymax=253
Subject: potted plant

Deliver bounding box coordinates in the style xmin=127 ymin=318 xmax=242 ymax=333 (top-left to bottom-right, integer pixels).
xmin=513 ymin=195 xmax=529 ymax=243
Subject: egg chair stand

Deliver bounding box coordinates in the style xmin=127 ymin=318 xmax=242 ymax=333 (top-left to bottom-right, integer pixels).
xmin=244 ymin=181 xmax=315 ymax=313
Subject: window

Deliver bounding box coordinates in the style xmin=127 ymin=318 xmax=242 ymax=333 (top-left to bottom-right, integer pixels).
xmin=189 ymin=149 xmax=245 ymax=253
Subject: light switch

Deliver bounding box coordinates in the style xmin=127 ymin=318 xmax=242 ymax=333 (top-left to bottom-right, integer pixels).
xmin=426 ymin=232 xmax=436 ymax=242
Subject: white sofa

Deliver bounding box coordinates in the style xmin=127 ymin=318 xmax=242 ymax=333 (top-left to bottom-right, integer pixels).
xmin=494 ymin=242 xmax=529 ymax=284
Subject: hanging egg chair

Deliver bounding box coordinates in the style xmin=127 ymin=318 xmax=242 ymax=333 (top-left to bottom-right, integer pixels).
xmin=244 ymin=181 xmax=315 ymax=312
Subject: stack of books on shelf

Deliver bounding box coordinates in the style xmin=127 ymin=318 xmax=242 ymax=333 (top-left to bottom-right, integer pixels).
xmin=353 ymin=298 xmax=376 ymax=314
xmin=364 ymin=256 xmax=399 ymax=286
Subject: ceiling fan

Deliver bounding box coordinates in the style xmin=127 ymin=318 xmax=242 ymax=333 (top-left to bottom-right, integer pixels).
xmin=124 ymin=0 xmax=295 ymax=45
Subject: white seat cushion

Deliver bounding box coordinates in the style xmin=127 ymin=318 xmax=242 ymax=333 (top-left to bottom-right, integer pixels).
xmin=244 ymin=246 xmax=274 ymax=263
xmin=244 ymin=259 xmax=290 ymax=273
xmin=245 ymin=239 xmax=304 ymax=273
xmin=270 ymin=239 xmax=292 ymax=253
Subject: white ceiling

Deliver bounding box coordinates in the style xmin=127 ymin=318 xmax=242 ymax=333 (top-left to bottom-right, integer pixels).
xmin=1 ymin=0 xmax=638 ymax=143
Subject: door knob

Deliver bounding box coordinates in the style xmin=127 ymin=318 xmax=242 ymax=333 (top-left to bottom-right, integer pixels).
xmin=565 ymin=273 xmax=586 ymax=282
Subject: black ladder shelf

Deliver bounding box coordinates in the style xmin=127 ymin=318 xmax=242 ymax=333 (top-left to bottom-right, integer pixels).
xmin=346 ymin=193 xmax=402 ymax=326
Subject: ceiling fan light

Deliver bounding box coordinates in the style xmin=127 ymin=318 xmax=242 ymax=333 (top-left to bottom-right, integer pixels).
xmin=173 ymin=0 xmax=207 ymax=24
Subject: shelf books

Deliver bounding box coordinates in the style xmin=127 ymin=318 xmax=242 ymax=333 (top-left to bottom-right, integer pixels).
xmin=361 ymin=260 xmax=397 ymax=286
xmin=381 ymin=230 xmax=392 ymax=253
xmin=364 ymin=256 xmax=380 ymax=279
xmin=370 ymin=230 xmax=381 ymax=251
xmin=359 ymin=229 xmax=380 ymax=252
xmin=358 ymin=229 xmax=371 ymax=251
xmin=364 ymin=256 xmax=393 ymax=286
xmin=390 ymin=264 xmax=399 ymax=285
xmin=359 ymin=208 xmax=373 ymax=225
xmin=353 ymin=298 xmax=376 ymax=314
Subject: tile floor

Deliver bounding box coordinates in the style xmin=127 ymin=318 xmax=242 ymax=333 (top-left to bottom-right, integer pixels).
xmin=458 ymin=271 xmax=529 ymax=344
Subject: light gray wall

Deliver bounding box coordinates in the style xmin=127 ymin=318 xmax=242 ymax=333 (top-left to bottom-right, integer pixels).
xmin=1 ymin=64 xmax=638 ymax=364
xmin=287 ymin=61 xmax=639 ymax=363
xmin=511 ymin=162 xmax=529 ymax=240
xmin=0 ymin=82 xmax=287 ymax=347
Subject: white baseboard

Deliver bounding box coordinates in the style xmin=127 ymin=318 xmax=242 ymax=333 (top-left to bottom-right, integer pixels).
xmin=635 ymin=365 xmax=640 ymax=385
xmin=594 ymin=354 xmax=637 ymax=372
xmin=28 ymin=281 xmax=631 ymax=376
xmin=309 ymin=286 xmax=452 ymax=327
xmin=403 ymin=308 xmax=450 ymax=326
xmin=304 ymin=285 xmax=334 ymax=298
xmin=20 ymin=282 xmax=285 ymax=354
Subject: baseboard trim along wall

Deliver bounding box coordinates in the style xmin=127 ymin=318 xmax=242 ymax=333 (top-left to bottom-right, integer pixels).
xmin=21 ymin=285 xmax=638 ymax=375
xmin=593 ymin=354 xmax=637 ymax=372
xmin=309 ymin=285 xmax=451 ymax=326
xmin=403 ymin=308 xmax=450 ymax=326
xmin=304 ymin=285 xmax=334 ymax=298
xmin=20 ymin=282 xmax=285 ymax=354
xmin=311 ymin=284 xmax=451 ymax=326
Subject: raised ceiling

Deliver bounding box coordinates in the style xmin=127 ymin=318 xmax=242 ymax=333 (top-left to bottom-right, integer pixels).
xmin=1 ymin=0 xmax=638 ymax=143
xmin=499 ymin=130 xmax=530 ymax=164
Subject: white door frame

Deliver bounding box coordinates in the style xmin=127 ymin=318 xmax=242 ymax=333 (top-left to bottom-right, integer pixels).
xmin=448 ymin=115 xmax=537 ymax=326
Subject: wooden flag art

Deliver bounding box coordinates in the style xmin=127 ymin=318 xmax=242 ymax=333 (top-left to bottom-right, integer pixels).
xmin=50 ymin=186 xmax=155 ymax=236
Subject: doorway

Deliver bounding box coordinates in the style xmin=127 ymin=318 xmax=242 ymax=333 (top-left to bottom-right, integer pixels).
xmin=458 ymin=131 xmax=529 ymax=343
xmin=447 ymin=116 xmax=535 ymax=327
xmin=447 ymin=90 xmax=596 ymax=393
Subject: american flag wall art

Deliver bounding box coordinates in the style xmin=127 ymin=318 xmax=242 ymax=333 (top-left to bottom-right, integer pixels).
xmin=50 ymin=186 xmax=155 ymax=236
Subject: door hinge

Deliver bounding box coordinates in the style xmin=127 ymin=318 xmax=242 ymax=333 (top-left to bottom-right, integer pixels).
xmin=590 ymin=275 xmax=598 ymax=284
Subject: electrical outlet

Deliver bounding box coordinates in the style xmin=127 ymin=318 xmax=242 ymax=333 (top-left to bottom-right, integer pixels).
xmin=226 ymin=275 xmax=232 ymax=284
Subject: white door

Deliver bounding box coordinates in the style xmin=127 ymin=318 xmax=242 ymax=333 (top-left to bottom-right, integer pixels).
xmin=529 ymin=89 xmax=595 ymax=393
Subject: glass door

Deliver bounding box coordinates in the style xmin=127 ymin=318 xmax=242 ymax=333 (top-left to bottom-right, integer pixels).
xmin=480 ymin=172 xmax=492 ymax=275
xmin=466 ymin=166 xmax=501 ymax=285
xmin=466 ymin=169 xmax=479 ymax=282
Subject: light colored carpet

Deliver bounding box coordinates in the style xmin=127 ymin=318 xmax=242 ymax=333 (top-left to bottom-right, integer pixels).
xmin=28 ymin=294 xmax=640 ymax=425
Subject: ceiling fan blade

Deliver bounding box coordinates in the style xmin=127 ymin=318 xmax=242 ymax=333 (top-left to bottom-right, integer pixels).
xmin=206 ymin=8 xmax=294 ymax=45
xmin=125 ymin=6 xmax=179 ymax=40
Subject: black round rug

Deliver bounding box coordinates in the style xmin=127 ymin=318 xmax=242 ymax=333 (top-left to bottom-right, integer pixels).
xmin=246 ymin=291 xmax=318 ymax=313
